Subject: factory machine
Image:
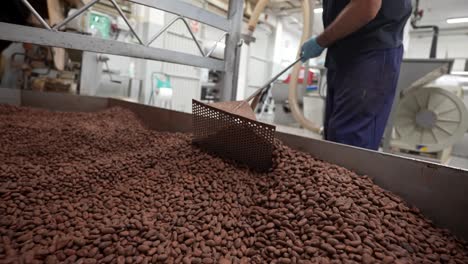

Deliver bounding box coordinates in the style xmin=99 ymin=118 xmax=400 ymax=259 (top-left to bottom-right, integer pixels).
xmin=1 ymin=0 xmax=468 ymax=247
xmin=266 ymin=65 xmax=325 ymax=128
xmin=264 ymin=58 xmax=468 ymax=165
xmin=383 ymin=59 xmax=468 ymax=164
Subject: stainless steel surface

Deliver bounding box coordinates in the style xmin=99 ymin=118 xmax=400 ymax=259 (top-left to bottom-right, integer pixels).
xmin=453 ymin=133 xmax=468 ymax=159
xmin=221 ymin=0 xmax=244 ymax=101
xmin=109 ymin=98 xmax=192 ymax=133
xmin=52 ymin=0 xmax=99 ymax=30
xmin=382 ymin=59 xmax=454 ymax=151
xmin=21 ymin=0 xmax=53 ymax=31
xmin=129 ymin=0 xmax=230 ymax=32
xmin=449 ymin=156 xmax=468 ymax=170
xmin=0 ymin=88 xmax=21 ymax=106
xmin=109 ymin=0 xmax=143 ymax=45
xmin=21 ymin=90 xmax=108 ymax=112
xmin=0 ymin=23 xmax=225 ymax=71
xmin=4 ymin=89 xmax=468 ymax=241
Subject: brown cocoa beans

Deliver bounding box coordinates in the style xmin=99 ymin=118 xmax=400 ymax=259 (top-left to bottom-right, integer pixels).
xmin=0 ymin=105 xmax=467 ymax=263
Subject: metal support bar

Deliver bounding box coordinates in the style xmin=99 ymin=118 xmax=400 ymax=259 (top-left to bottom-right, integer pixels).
xmin=146 ymin=16 xmax=181 ymax=46
xmin=21 ymin=0 xmax=53 ymax=31
xmin=129 ymin=0 xmax=230 ymax=32
xmin=0 ymin=22 xmax=224 ymax=71
xmin=109 ymin=0 xmax=144 ymax=45
xmin=53 ymin=0 xmax=100 ymax=30
xmin=146 ymin=16 xmax=204 ymax=55
xmin=180 ymin=18 xmax=205 ymax=57
xmin=222 ymin=0 xmax=244 ymax=101
xmin=146 ymin=16 xmax=228 ymax=59
xmin=206 ymin=32 xmax=228 ymax=58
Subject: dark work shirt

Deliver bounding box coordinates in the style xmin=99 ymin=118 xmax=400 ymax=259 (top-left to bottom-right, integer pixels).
xmin=323 ymin=0 xmax=412 ymax=68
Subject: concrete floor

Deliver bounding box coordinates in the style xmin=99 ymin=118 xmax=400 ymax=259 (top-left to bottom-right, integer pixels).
xmin=448 ymin=156 xmax=468 ymax=171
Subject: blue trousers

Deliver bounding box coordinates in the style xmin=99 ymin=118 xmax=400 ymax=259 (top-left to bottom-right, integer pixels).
xmin=324 ymin=46 xmax=403 ymax=150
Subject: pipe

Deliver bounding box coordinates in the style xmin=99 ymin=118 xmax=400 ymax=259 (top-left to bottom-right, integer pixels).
xmin=411 ymin=22 xmax=439 ymax=58
xmin=411 ymin=0 xmax=439 ymax=58
xmin=287 ymin=0 xmax=321 ymax=134
xmin=246 ymin=0 xmax=270 ymax=38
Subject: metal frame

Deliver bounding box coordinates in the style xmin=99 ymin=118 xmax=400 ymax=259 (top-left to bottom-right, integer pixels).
xmin=222 ymin=0 xmax=244 ymax=101
xmin=129 ymin=0 xmax=231 ymax=31
xmin=0 ymin=23 xmax=225 ymax=71
xmin=0 ymin=0 xmax=244 ymax=98
xmin=20 ymin=0 xmax=52 ymax=30
xmin=145 ymin=15 xmax=228 ymax=58
xmin=2 ymin=88 xmax=468 ymax=241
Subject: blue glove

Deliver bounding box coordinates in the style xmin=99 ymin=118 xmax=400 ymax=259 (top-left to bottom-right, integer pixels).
xmin=300 ymin=37 xmax=325 ymax=62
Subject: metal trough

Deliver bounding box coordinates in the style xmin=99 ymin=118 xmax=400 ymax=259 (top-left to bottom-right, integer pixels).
xmin=1 ymin=88 xmax=468 ymax=241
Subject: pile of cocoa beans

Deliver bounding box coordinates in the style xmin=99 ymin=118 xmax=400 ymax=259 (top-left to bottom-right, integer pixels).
xmin=0 ymin=104 xmax=467 ymax=264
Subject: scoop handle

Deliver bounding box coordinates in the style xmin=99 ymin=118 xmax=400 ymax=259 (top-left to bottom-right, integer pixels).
xmin=234 ymin=57 xmax=303 ymax=111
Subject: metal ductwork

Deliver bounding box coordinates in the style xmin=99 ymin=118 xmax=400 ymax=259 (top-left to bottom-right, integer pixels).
xmin=411 ymin=0 xmax=439 ymax=58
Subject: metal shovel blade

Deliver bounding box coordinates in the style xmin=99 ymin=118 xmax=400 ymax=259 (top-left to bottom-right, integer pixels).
xmin=192 ymin=99 xmax=276 ymax=171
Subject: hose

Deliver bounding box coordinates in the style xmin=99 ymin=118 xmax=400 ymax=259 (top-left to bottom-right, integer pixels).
xmin=247 ymin=0 xmax=270 ymax=37
xmin=288 ymin=0 xmax=321 ymax=134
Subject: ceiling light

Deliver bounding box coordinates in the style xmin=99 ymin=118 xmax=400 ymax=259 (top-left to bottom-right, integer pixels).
xmin=314 ymin=8 xmax=323 ymax=14
xmin=451 ymin=71 xmax=468 ymax=76
xmin=446 ymin=17 xmax=468 ymax=24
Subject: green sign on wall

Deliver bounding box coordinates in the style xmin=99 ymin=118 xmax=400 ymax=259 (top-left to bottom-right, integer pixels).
xmin=89 ymin=12 xmax=111 ymax=39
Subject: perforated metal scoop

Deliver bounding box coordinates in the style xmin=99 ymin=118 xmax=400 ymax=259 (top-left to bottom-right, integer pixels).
xmin=192 ymin=58 xmax=301 ymax=171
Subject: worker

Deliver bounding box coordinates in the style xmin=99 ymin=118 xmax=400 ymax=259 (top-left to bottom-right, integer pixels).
xmin=301 ymin=0 xmax=412 ymax=150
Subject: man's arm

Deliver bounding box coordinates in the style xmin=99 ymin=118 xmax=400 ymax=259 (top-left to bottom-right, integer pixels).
xmin=317 ymin=0 xmax=382 ymax=48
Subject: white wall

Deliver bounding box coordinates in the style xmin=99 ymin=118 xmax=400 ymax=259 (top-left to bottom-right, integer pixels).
xmin=269 ymin=17 xmax=305 ymax=87
xmin=273 ymin=21 xmax=301 ymax=66
xmin=242 ymin=19 xmax=277 ymax=99
xmin=100 ymin=5 xmax=204 ymax=112
xmin=406 ymin=32 xmax=468 ymax=59
xmin=83 ymin=2 xmax=327 ymax=110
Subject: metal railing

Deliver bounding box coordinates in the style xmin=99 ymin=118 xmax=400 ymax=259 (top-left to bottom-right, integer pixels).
xmin=21 ymin=0 xmax=227 ymax=56
xmin=1 ymin=0 xmax=244 ymax=100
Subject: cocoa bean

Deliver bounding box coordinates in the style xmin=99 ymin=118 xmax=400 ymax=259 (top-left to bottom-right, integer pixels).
xmin=0 ymin=105 xmax=467 ymax=264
